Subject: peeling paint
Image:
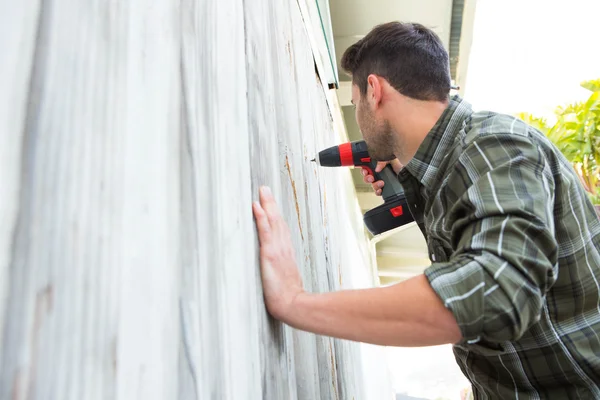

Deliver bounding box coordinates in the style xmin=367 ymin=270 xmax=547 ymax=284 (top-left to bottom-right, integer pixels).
xmin=25 ymin=284 xmax=54 ymax=396
xmin=323 ymin=186 xmax=328 ymax=226
xmin=112 ymin=337 xmax=118 ymax=375
xmin=328 ymin=341 xmax=339 ymax=400
xmin=37 ymin=284 xmax=53 ymax=312
xmin=285 ymin=155 xmax=304 ymax=240
xmin=286 ymin=40 xmax=293 ymax=65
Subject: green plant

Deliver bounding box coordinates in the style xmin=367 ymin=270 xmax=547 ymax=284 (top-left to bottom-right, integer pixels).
xmin=518 ymin=78 xmax=600 ymax=205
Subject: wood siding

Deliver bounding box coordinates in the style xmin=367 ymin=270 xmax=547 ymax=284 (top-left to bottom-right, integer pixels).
xmin=0 ymin=0 xmax=393 ymax=398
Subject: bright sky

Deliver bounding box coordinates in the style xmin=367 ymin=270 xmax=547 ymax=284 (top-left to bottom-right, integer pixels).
xmin=389 ymin=1 xmax=599 ymax=398
xmin=464 ymin=0 xmax=600 ymax=120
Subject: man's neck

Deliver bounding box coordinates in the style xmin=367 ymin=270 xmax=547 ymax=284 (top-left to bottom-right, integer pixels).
xmin=389 ymin=99 xmax=449 ymax=165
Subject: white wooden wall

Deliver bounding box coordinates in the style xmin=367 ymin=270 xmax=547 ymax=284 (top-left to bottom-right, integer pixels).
xmin=0 ymin=1 xmax=394 ymax=399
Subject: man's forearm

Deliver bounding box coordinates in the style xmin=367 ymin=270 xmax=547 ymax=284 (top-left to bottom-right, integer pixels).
xmin=284 ymin=274 xmax=462 ymax=347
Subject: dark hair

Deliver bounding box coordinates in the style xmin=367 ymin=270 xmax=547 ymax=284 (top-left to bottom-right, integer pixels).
xmin=341 ymin=22 xmax=451 ymax=102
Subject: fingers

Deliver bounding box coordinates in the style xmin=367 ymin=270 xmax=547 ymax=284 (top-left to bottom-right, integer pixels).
xmin=253 ymin=186 xmax=278 ymax=243
xmin=371 ymin=181 xmax=384 ymax=196
xmin=371 ymin=181 xmax=384 ymax=190
xmin=360 ymin=168 xmax=384 ymax=195
xmin=252 ymin=201 xmax=272 ymax=243
xmin=255 ymin=185 xmax=291 ymax=239
xmin=361 ymin=168 xmax=375 ymax=184
xmin=259 ymin=186 xmax=281 ymax=225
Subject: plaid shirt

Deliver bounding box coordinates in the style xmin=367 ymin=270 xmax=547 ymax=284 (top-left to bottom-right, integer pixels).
xmin=398 ymin=95 xmax=600 ymax=399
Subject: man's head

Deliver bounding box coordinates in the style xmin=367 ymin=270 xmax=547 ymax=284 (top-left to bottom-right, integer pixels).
xmin=341 ymin=22 xmax=451 ymax=162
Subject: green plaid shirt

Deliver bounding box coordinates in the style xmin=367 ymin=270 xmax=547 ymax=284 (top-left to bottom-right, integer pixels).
xmin=398 ymin=95 xmax=600 ymax=399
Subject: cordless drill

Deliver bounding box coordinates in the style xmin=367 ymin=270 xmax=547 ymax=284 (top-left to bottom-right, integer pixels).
xmin=312 ymin=140 xmax=414 ymax=235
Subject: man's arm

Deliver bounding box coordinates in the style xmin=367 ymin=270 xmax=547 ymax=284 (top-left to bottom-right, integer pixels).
xmin=423 ymin=133 xmax=558 ymax=344
xmin=252 ymin=186 xmax=461 ymax=347
xmin=287 ymin=274 xmax=462 ymax=346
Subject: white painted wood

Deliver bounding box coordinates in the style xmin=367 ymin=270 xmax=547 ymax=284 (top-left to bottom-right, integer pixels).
xmin=0 ymin=1 xmax=41 ymax=365
xmin=0 ymin=0 xmax=395 ymax=399
xmin=180 ymin=0 xmax=261 ymax=399
xmin=1 ymin=1 xmax=182 ymax=398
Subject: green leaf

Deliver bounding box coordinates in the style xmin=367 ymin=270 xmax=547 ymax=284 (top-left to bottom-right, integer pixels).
xmin=515 ymin=77 xmax=600 ymax=198
xmin=581 ymin=79 xmax=600 ymax=93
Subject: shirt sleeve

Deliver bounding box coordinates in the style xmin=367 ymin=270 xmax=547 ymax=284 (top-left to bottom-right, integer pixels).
xmin=424 ymin=132 xmax=559 ymax=344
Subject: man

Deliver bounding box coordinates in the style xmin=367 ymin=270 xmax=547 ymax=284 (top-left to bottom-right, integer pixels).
xmin=251 ymin=21 xmax=600 ymax=399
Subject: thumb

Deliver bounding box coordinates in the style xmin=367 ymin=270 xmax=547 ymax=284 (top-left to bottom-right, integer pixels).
xmin=375 ymin=161 xmax=388 ymax=173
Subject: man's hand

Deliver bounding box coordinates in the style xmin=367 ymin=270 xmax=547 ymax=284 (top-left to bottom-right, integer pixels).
xmin=362 ymin=159 xmax=403 ymax=196
xmin=252 ymin=186 xmax=304 ymax=321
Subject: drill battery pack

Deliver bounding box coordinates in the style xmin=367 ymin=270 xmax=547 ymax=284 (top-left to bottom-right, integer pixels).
xmin=363 ymin=193 xmax=414 ymax=235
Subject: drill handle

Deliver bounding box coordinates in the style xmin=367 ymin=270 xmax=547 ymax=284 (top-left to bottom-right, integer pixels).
xmin=368 ymin=161 xmax=405 ymax=201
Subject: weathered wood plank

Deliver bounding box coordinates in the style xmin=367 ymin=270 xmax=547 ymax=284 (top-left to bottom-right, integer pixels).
xmin=116 ymin=3 xmax=181 ymax=399
xmin=180 ymin=0 xmax=261 ymax=398
xmin=0 ymin=1 xmax=42 ymax=365
xmin=0 ymin=0 xmax=395 ymax=399
xmin=0 ymin=1 xmax=182 ymax=398
xmin=244 ymin=0 xmax=300 ymax=397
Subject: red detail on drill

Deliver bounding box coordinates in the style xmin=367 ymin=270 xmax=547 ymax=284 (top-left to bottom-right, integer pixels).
xmin=360 ymin=157 xmax=371 ymax=163
xmin=390 ymin=206 xmax=403 ymax=217
xmin=339 ymin=142 xmax=353 ymax=166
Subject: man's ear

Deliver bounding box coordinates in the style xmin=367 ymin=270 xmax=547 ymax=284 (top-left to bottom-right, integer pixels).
xmin=366 ymin=74 xmax=383 ymax=108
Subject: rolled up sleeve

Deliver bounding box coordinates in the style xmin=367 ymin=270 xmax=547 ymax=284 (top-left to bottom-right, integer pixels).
xmin=424 ymin=134 xmax=559 ymax=344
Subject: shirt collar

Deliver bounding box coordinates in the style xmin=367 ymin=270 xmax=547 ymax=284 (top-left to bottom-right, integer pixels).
xmin=403 ymin=95 xmax=473 ymax=189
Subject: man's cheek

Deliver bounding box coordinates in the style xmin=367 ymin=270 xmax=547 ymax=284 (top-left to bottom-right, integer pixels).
xmin=355 ymin=110 xmax=364 ymax=131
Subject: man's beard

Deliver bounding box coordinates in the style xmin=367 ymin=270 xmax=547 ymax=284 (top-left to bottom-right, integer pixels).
xmin=359 ymin=104 xmax=400 ymax=162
